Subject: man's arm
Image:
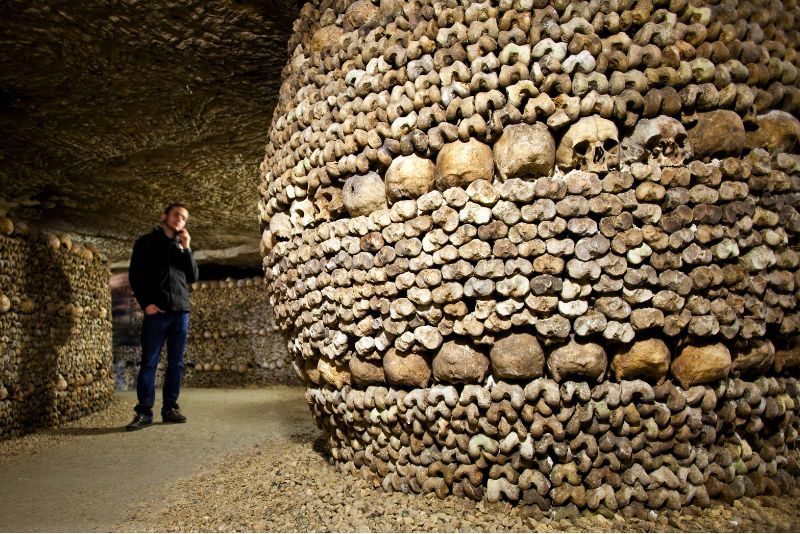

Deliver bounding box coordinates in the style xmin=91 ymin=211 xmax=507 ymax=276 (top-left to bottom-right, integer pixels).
xmin=176 ymin=228 xmax=199 ymax=283
xmin=128 ymin=236 xmax=154 ymax=309
xmin=181 ymin=248 xmax=199 ymax=284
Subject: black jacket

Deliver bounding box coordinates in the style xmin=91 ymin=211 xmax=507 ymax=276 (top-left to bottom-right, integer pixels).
xmin=129 ymin=226 xmax=199 ymax=312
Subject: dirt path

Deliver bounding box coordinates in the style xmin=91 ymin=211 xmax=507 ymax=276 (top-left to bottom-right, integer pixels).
xmin=4 ymin=386 xmax=800 ymax=532
xmin=0 ymin=387 xmax=312 ymax=532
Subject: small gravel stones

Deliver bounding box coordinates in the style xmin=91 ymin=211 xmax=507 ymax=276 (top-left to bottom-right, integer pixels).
xmin=119 ymin=428 xmax=800 ymax=532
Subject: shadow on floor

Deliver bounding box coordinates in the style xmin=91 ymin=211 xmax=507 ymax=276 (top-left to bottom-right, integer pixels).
xmin=43 ymin=426 xmax=129 ymax=436
xmin=286 ymin=430 xmax=331 ymax=462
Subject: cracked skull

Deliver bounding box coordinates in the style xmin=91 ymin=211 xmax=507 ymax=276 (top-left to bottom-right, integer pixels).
xmin=621 ymin=115 xmax=693 ymax=166
xmin=313 ymin=186 xmax=345 ymax=222
xmin=289 ymin=198 xmax=316 ymax=229
xmin=556 ymin=116 xmax=619 ymax=172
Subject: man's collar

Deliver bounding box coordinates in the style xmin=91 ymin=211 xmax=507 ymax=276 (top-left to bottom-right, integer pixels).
xmin=155 ymin=223 xmax=177 ymax=239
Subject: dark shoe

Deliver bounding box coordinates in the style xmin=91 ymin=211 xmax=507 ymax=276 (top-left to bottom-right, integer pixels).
xmin=162 ymin=408 xmax=187 ymax=424
xmin=126 ymin=414 xmax=152 ymax=431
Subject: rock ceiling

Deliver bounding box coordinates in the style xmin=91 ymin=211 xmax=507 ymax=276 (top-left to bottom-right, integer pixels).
xmin=0 ymin=0 xmax=296 ymax=268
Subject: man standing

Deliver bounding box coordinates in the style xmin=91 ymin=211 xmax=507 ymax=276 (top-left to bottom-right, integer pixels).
xmin=126 ymin=203 xmax=199 ymax=431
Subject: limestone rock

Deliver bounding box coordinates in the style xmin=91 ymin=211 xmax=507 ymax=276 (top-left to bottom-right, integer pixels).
xmin=670 ymin=343 xmax=731 ymax=388
xmin=489 ymin=332 xmax=545 ymax=380
xmin=433 ymin=340 xmax=490 ymax=383
xmin=611 ymin=338 xmax=670 ymax=384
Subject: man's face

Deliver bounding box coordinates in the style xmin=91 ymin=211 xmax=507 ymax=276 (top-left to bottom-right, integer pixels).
xmin=164 ymin=206 xmax=189 ymax=232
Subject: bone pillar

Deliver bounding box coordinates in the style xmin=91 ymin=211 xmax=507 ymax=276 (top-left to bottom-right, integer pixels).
xmin=259 ymin=0 xmax=800 ymax=512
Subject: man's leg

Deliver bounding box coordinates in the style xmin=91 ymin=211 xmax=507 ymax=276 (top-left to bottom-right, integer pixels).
xmin=135 ymin=314 xmax=170 ymax=419
xmin=162 ymin=312 xmax=189 ymax=419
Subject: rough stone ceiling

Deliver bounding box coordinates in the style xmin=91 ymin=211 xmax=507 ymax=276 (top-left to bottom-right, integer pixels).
xmin=0 ymin=0 xmax=296 ymax=268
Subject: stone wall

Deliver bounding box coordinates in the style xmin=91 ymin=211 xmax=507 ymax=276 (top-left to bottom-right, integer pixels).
xmin=260 ymin=0 xmax=800 ymax=512
xmin=0 ymin=218 xmax=114 ymax=439
xmin=113 ymin=276 xmax=297 ymax=388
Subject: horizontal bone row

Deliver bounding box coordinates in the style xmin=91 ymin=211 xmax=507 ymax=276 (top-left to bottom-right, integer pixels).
xmin=263 ymin=168 xmax=800 ymax=383
xmin=308 ymin=377 xmax=800 ymax=510
xmin=0 ymin=219 xmax=114 ymax=440
xmin=259 ymin=0 xmax=800 ymax=221
xmin=113 ymin=277 xmax=298 ymax=389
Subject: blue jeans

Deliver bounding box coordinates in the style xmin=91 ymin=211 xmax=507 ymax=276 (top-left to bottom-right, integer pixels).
xmin=135 ymin=311 xmax=189 ymax=418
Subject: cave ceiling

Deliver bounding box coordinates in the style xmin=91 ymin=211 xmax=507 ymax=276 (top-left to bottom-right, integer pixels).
xmin=0 ymin=0 xmax=297 ymax=269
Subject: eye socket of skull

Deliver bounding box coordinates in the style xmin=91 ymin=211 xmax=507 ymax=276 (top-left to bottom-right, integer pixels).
xmin=602 ymin=138 xmax=618 ymax=152
xmin=574 ymin=140 xmax=591 ymax=156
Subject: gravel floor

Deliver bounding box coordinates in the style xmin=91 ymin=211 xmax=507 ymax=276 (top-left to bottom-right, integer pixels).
xmin=0 ymin=396 xmax=133 ymax=464
xmin=4 ymin=391 xmax=800 ymax=532
xmin=120 ymin=429 xmax=800 ymax=533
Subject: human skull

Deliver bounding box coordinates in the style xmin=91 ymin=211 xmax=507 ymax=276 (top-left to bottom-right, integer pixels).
xmin=385 ymin=154 xmax=435 ymax=203
xmin=621 ymin=115 xmax=693 ymax=166
xmin=310 ymin=25 xmax=344 ymax=54
xmin=343 ymin=172 xmax=388 ymax=217
xmin=745 ymin=110 xmax=800 ymax=153
xmin=269 ymin=212 xmax=292 ymax=239
xmin=313 ymin=186 xmax=345 ymax=222
xmin=493 ymin=122 xmax=556 ymax=181
xmin=289 ymin=198 xmax=315 ymax=229
xmin=556 ymin=116 xmax=619 ymax=172
xmin=342 ymin=0 xmax=380 ymax=32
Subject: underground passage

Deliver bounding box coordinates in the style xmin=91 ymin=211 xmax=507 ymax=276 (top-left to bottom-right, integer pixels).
xmin=3 ymin=0 xmax=800 ymax=531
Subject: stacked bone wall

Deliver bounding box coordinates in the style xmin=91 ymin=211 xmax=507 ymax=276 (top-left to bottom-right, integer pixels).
xmin=185 ymin=277 xmax=298 ymax=386
xmin=0 ymin=219 xmax=114 ymax=439
xmin=260 ymin=0 xmax=800 ymax=512
xmin=112 ymin=277 xmax=297 ymax=388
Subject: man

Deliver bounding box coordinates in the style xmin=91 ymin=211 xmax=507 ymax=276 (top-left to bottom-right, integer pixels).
xmin=126 ymin=203 xmax=199 ymax=431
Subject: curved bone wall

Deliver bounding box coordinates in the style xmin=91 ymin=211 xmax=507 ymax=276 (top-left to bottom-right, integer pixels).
xmin=0 ymin=219 xmax=114 ymax=439
xmin=259 ymin=0 xmax=800 ymax=510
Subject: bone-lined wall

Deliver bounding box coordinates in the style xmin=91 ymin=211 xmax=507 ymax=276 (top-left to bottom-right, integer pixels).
xmin=186 ymin=277 xmax=298 ymax=386
xmin=113 ymin=276 xmax=297 ymax=388
xmin=0 ymin=218 xmax=114 ymax=440
xmin=260 ymin=0 xmax=800 ymax=511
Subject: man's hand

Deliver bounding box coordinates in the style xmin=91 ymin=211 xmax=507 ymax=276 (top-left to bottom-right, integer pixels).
xmin=178 ymin=229 xmax=191 ymax=250
xmin=144 ymin=304 xmax=165 ymax=315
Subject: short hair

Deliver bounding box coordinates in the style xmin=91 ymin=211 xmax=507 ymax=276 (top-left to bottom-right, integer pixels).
xmin=163 ymin=203 xmax=188 ymax=215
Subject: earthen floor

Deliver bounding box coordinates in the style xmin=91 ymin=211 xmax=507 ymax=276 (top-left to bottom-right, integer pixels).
xmin=2 ymin=387 xmax=800 ymax=532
